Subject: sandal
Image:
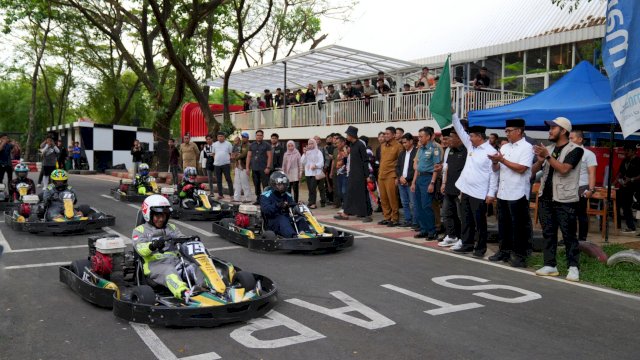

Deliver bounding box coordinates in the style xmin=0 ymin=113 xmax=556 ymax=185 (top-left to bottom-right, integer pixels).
xmin=309 ymin=204 xmax=317 ymax=209
xmin=334 ymin=214 xmax=349 ymax=220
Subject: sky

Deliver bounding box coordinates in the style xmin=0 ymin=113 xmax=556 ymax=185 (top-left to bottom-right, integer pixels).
xmin=319 ymin=0 xmax=606 ymax=62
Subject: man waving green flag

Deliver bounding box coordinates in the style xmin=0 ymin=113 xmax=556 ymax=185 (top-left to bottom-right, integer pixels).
xmin=429 ymin=56 xmax=452 ymax=129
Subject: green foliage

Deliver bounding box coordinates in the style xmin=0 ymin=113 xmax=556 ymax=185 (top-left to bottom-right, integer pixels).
xmin=0 ymin=77 xmax=49 ymax=145
xmin=527 ymin=244 xmax=640 ymax=293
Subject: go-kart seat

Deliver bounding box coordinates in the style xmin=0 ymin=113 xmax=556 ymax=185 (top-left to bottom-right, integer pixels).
xmin=135 ymin=210 xmax=145 ymax=226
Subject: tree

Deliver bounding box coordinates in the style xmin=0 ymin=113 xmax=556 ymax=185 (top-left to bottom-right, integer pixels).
xmin=222 ymin=0 xmax=274 ymax=123
xmin=240 ymin=0 xmax=356 ymax=67
xmin=551 ymin=0 xmax=595 ymax=13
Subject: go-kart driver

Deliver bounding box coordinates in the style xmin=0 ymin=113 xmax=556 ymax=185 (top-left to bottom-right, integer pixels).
xmin=260 ymin=171 xmax=310 ymax=238
xmin=9 ymin=163 xmax=35 ymax=201
xmin=42 ymin=169 xmax=80 ymax=220
xmin=133 ymin=163 xmax=155 ymax=195
xmin=132 ymin=195 xmax=203 ymax=300
xmin=177 ymin=167 xmax=206 ymax=209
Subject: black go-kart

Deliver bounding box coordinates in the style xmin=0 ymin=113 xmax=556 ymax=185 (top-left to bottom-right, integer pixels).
xmin=110 ymin=178 xmax=161 ymax=202
xmin=168 ymin=187 xmax=233 ymax=221
xmin=212 ymin=202 xmax=354 ymax=252
xmin=60 ymin=232 xmax=278 ymax=327
xmin=4 ymin=192 xmax=115 ymax=234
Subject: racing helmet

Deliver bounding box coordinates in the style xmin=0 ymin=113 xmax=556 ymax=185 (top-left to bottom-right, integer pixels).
xmin=139 ymin=163 xmax=150 ymax=176
xmin=14 ymin=163 xmax=28 ymax=179
xmin=141 ymin=194 xmax=173 ymax=228
xmin=50 ymin=169 xmax=68 ymax=191
xmin=269 ymin=171 xmax=289 ymax=194
xmin=183 ymin=167 xmax=197 ymax=184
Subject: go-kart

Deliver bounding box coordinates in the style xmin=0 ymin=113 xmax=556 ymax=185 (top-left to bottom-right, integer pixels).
xmin=59 ymin=232 xmax=278 ymax=327
xmin=169 ymin=186 xmax=233 ymax=221
xmin=212 ymin=202 xmax=354 ymax=252
xmin=4 ymin=191 xmax=115 ymax=234
xmin=0 ymin=183 xmax=32 ymax=212
xmin=0 ymin=183 xmax=11 ymax=212
xmin=110 ymin=177 xmax=160 ymax=202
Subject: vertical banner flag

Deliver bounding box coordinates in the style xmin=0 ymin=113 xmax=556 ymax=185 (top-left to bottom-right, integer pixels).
xmin=429 ymin=55 xmax=452 ymax=129
xmin=603 ymin=0 xmax=640 ymax=137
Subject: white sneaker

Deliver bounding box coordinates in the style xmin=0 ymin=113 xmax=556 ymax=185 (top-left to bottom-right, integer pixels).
xmin=438 ymin=236 xmax=458 ymax=247
xmin=621 ymin=228 xmax=636 ymax=235
xmin=566 ymin=266 xmax=580 ymax=282
xmin=450 ymin=239 xmax=463 ymax=251
xmin=535 ymin=266 xmax=559 ymax=277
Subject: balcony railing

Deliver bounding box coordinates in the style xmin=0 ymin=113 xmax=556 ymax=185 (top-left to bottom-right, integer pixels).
xmin=215 ymin=87 xmax=527 ymax=131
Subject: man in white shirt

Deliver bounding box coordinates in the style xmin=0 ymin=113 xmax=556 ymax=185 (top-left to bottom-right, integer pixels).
xmin=211 ymin=131 xmax=234 ymax=200
xmin=451 ymin=114 xmax=498 ymax=257
xmin=487 ymin=119 xmax=534 ymax=267
xmin=570 ymin=130 xmax=597 ymax=241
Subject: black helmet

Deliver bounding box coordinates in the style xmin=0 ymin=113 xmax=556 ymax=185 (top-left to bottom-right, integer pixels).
xmin=269 ymin=171 xmax=289 ymax=194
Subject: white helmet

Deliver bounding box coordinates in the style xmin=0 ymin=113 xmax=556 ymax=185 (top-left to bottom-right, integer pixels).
xmin=141 ymin=194 xmax=172 ymax=224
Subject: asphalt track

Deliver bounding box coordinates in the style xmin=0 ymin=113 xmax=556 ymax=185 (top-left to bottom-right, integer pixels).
xmin=1 ymin=174 xmax=639 ymax=360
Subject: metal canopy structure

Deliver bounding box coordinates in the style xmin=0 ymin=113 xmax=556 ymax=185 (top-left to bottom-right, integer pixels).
xmin=208 ymin=45 xmax=420 ymax=93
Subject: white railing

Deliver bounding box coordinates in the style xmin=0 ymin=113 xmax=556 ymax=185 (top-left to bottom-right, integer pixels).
xmin=226 ymin=87 xmax=527 ymax=130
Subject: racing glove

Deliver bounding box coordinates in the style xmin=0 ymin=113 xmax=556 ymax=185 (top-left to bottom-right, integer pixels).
xmin=149 ymin=238 xmax=166 ymax=251
xmin=280 ymin=201 xmax=290 ymax=210
xmin=183 ymin=184 xmax=194 ymax=192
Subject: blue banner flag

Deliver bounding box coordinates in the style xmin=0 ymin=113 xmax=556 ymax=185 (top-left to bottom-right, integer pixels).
xmin=603 ymin=0 xmax=640 ymax=137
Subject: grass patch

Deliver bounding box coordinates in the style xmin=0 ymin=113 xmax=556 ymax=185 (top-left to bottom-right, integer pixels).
xmin=527 ymin=244 xmax=640 ymax=294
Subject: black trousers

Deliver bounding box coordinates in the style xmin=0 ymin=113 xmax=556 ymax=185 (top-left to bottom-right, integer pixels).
xmin=325 ymin=172 xmax=334 ymax=202
xmin=539 ymin=199 xmax=580 ymax=268
xmin=460 ymin=193 xmax=488 ymax=251
xmin=306 ymin=176 xmax=326 ymax=206
xmin=497 ymin=197 xmax=530 ymax=259
xmin=289 ymin=181 xmax=300 ymax=203
xmin=577 ymin=185 xmax=589 ymax=240
xmin=616 ymin=185 xmax=637 ymax=231
xmin=214 ymin=164 xmax=234 ymax=197
xmin=0 ymin=164 xmax=12 ymax=185
xmin=252 ymin=169 xmax=269 ymax=198
xmin=443 ymin=194 xmax=462 ymax=238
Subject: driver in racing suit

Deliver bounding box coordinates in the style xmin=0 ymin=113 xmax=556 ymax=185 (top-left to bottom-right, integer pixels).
xmin=177 ymin=167 xmax=206 ymax=209
xmin=132 ymin=195 xmax=202 ymax=300
xmin=260 ymin=171 xmax=310 ymax=238
xmin=9 ymin=163 xmax=36 ymax=201
xmin=42 ymin=169 xmax=79 ymax=220
xmin=132 ymin=163 xmax=155 ymax=195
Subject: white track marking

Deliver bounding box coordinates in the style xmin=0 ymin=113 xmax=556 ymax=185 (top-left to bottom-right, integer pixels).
xmin=5 ymin=261 xmax=69 ymax=270
xmin=208 ymin=246 xmax=242 ymax=252
xmin=130 ymin=322 xmax=221 ymax=360
xmin=9 ymin=244 xmax=87 ymax=253
xmin=100 ymin=194 xmax=119 ymax=201
xmin=324 ymin=223 xmax=640 ymax=302
xmin=0 ymin=228 xmax=12 ymax=252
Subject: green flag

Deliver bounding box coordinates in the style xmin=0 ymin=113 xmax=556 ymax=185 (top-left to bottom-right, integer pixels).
xmin=429 ymin=56 xmax=452 ymax=129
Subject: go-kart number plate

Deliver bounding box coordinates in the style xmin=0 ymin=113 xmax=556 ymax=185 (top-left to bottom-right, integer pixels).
xmin=63 ymin=192 xmax=75 ymax=199
xmin=183 ymin=241 xmax=206 ymax=255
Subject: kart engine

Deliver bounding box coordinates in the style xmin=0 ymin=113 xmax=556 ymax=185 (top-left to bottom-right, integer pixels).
xmin=236 ymin=205 xmax=262 ymax=230
xmin=89 ymin=235 xmax=127 ymax=277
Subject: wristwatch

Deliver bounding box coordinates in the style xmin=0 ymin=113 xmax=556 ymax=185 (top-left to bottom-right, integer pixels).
xmin=545 ymin=155 xmax=551 ymax=160
xmin=430 ymin=181 xmax=436 ymax=185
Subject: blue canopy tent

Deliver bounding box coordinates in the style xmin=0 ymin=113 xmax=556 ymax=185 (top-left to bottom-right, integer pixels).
xmin=468 ymin=61 xmax=616 ymax=128
xmin=469 ymin=61 xmax=619 ymax=242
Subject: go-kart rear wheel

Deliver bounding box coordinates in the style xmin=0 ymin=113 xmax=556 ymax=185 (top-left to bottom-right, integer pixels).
xmin=130 ymin=285 xmax=156 ymax=305
xmin=71 ymin=259 xmax=91 ymax=276
xmin=220 ymin=217 xmax=233 ymax=229
xmin=262 ymin=231 xmax=276 ymax=240
xmin=76 ymin=204 xmax=93 ymax=216
xmin=234 ymin=271 xmax=257 ymax=291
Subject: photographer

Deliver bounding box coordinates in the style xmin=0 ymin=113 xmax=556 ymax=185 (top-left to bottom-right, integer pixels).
xmin=0 ymin=133 xmax=14 ymax=185
xmin=131 ymin=140 xmax=143 ymax=174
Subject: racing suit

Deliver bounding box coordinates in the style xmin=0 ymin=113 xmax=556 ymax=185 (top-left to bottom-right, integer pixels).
xmin=132 ymin=223 xmax=203 ymax=299
xmin=260 ymin=189 xmax=310 ymax=238
xmin=9 ymin=178 xmax=36 ymax=201
xmin=42 ymin=184 xmax=77 ymax=220
xmin=177 ymin=181 xmax=204 ymax=209
xmin=133 ymin=175 xmax=154 ymax=195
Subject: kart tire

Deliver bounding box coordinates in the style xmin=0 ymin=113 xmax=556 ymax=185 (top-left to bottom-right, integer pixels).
xmin=220 ymin=218 xmax=233 ymax=229
xmin=130 ymin=285 xmax=156 ymax=305
xmin=71 ymin=259 xmax=91 ymax=276
xmin=325 ymin=226 xmax=339 ymax=237
xmin=263 ymin=231 xmax=276 ymax=240
xmin=234 ymin=271 xmax=257 ymax=291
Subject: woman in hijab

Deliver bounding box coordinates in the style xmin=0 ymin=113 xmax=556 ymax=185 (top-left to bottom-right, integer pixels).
xmin=301 ymin=138 xmax=327 ymax=209
xmin=282 ymin=140 xmax=302 ymax=202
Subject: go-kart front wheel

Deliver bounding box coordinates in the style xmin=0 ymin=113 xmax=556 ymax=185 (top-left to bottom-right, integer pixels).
xmin=234 ymin=271 xmax=257 ymax=291
xmin=220 ymin=218 xmax=233 ymax=229
xmin=130 ymin=285 xmax=156 ymax=305
xmin=324 ymin=226 xmax=339 ymax=237
xmin=262 ymin=231 xmax=276 ymax=240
